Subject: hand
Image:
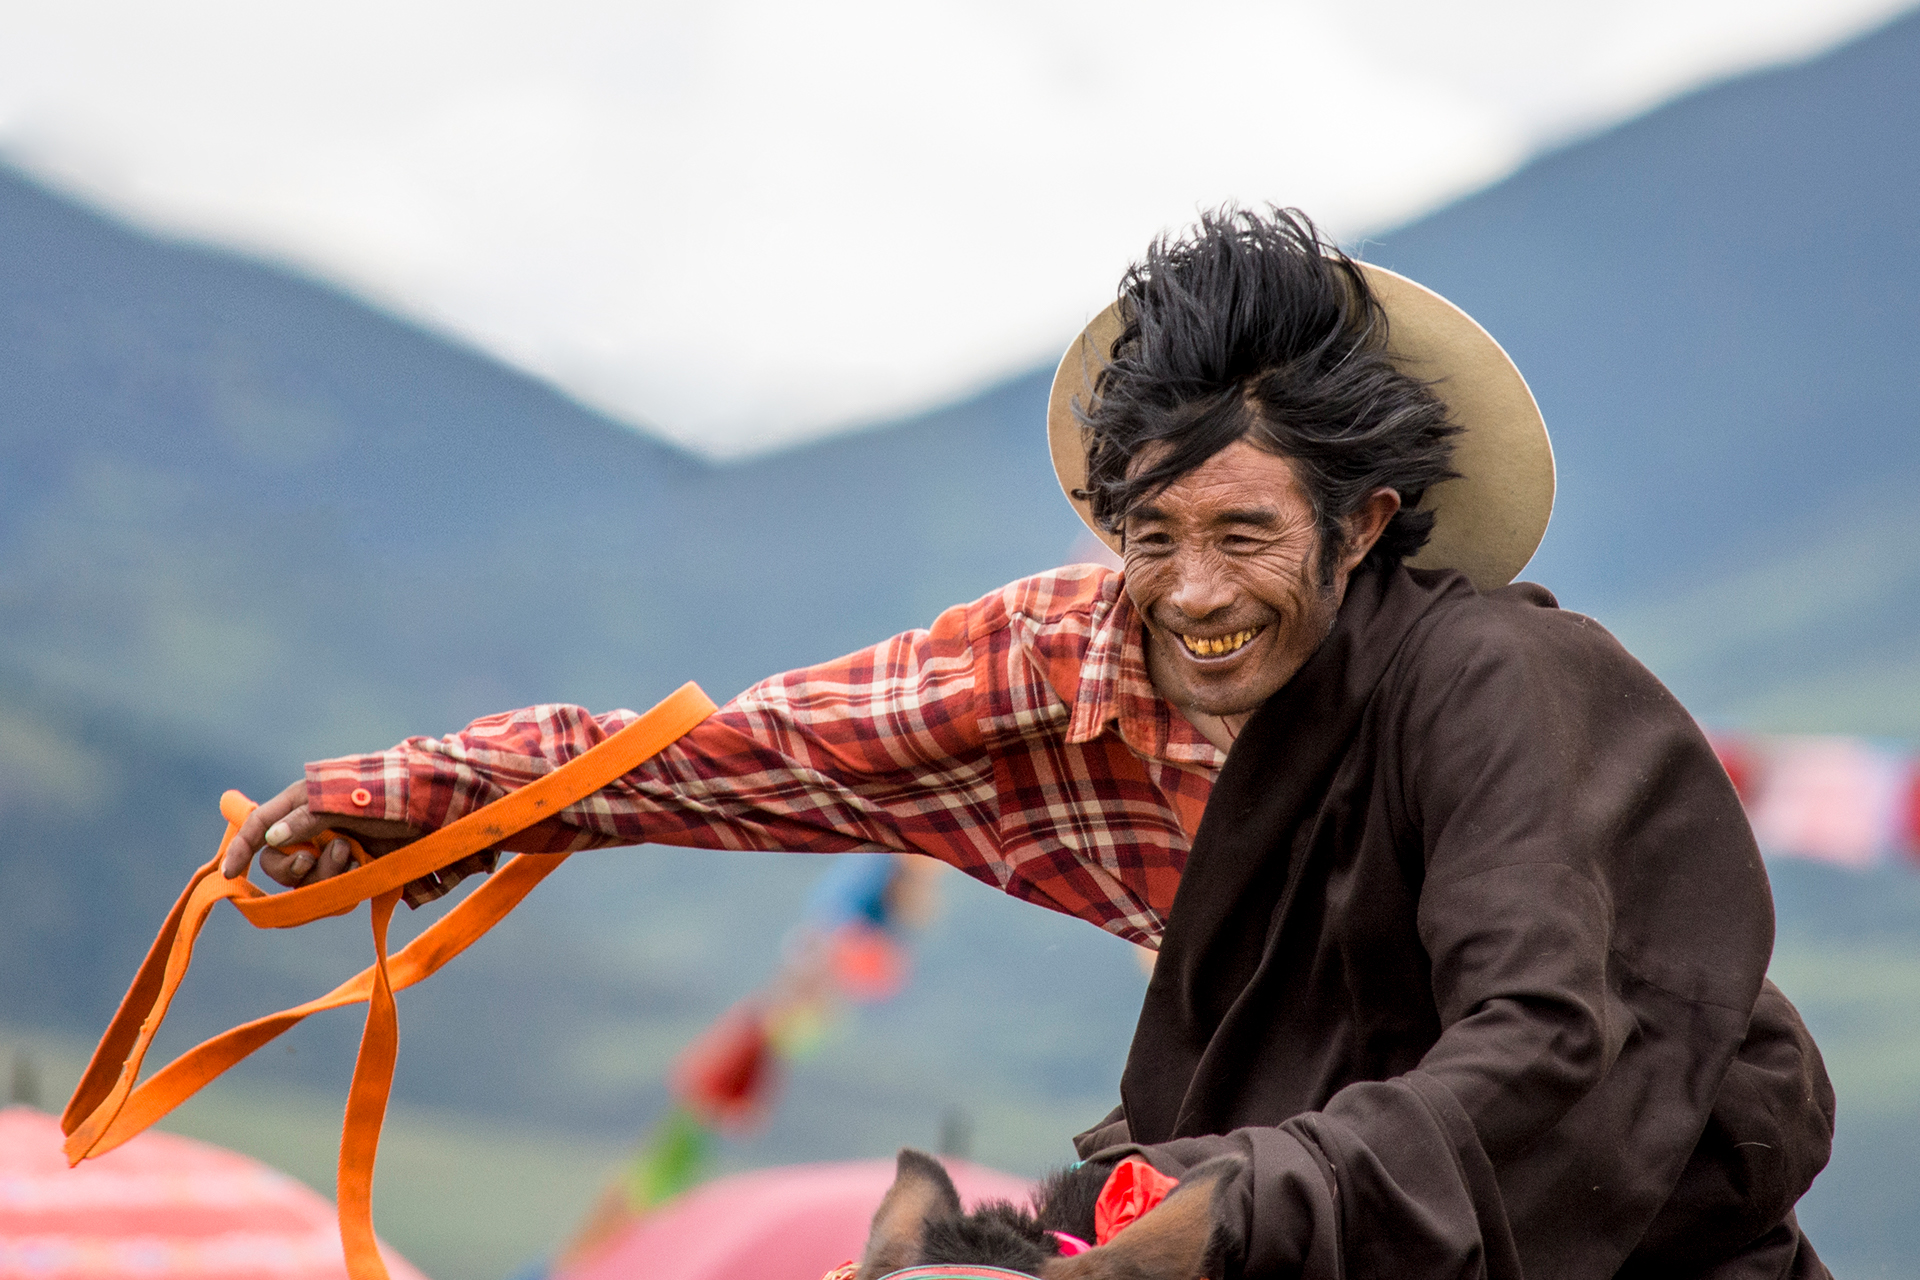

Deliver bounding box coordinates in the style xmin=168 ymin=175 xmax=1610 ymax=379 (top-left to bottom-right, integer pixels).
xmin=220 ymin=780 xmax=423 ymax=888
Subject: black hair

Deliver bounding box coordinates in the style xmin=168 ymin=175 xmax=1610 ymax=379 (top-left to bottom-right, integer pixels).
xmin=912 ymin=1159 xmax=1118 ymax=1273
xmin=1076 ymin=206 xmax=1459 ymax=578
xmin=917 ymin=1200 xmax=1056 ymax=1272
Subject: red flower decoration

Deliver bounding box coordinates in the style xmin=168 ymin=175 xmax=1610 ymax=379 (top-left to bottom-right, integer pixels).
xmin=1093 ymin=1155 xmax=1182 ymax=1245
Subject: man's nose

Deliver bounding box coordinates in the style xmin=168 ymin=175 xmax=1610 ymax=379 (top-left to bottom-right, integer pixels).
xmin=1167 ymin=552 xmax=1236 ymax=620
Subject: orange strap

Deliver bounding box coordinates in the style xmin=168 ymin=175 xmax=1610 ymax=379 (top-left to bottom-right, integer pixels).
xmin=62 ymin=682 xmax=717 ymax=1280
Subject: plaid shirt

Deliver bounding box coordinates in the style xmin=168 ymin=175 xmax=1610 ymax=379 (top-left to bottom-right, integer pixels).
xmin=306 ymin=566 xmax=1223 ymax=945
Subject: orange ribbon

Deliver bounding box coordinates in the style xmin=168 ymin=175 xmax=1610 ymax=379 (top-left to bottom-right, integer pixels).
xmin=61 ymin=683 xmax=718 ymax=1280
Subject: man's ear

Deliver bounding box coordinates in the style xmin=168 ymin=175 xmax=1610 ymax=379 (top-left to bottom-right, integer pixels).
xmin=1042 ymin=1156 xmax=1243 ymax=1280
xmin=1337 ymin=486 xmax=1403 ymax=575
xmin=856 ymin=1148 xmax=965 ymax=1279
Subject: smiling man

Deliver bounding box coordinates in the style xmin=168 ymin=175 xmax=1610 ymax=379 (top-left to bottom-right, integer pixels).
xmin=1124 ymin=440 xmax=1398 ymax=749
xmin=222 ymin=209 xmax=1832 ymax=1278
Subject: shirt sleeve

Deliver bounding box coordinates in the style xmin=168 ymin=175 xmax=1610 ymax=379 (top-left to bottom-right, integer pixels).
xmin=305 ymin=594 xmax=1004 ymax=885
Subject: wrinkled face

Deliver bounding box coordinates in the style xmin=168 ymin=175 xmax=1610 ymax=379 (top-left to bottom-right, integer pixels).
xmin=1122 ymin=439 xmax=1355 ymax=725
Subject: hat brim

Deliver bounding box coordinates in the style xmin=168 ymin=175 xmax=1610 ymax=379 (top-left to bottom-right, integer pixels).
xmin=1046 ymin=263 xmax=1554 ymax=592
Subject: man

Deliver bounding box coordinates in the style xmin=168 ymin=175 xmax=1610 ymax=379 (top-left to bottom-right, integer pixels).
xmin=221 ymin=208 xmax=1832 ymax=1277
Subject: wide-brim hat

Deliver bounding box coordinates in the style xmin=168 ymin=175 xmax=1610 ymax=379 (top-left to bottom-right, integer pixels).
xmin=1046 ymin=262 xmax=1555 ymax=591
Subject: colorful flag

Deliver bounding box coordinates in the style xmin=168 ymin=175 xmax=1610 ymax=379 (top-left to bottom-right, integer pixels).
xmin=1709 ymin=730 xmax=1919 ymax=869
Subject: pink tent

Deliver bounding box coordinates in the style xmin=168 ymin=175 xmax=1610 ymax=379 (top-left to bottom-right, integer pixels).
xmin=0 ymin=1106 xmax=428 ymax=1280
xmin=557 ymin=1158 xmax=1035 ymax=1280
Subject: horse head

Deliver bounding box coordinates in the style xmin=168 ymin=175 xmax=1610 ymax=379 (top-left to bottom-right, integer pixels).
xmin=853 ymin=1148 xmax=1241 ymax=1280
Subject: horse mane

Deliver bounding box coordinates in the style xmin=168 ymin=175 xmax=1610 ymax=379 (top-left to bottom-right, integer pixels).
xmin=1034 ymin=1160 xmax=1111 ymax=1242
xmin=912 ymin=1159 xmax=1116 ymax=1273
xmin=918 ymin=1199 xmax=1057 ymax=1271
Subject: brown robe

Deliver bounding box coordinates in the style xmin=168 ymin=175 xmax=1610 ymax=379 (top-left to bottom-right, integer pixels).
xmin=1076 ymin=564 xmax=1835 ymax=1279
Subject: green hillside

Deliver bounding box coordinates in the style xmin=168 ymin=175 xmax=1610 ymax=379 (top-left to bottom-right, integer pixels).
xmin=1603 ymin=490 xmax=1920 ymax=734
xmin=1369 ymin=9 xmax=1920 ymax=734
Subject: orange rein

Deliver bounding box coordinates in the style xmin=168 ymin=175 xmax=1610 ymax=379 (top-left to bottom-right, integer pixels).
xmin=62 ymin=683 xmax=718 ymax=1280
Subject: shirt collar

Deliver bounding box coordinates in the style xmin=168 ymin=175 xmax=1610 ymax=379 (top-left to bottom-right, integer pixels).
xmin=1067 ymin=580 xmax=1224 ymax=770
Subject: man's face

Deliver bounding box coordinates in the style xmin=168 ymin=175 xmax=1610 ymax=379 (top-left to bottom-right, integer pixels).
xmin=1122 ymin=439 xmax=1351 ymax=725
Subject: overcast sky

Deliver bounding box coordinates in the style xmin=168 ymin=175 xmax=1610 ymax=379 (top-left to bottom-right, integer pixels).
xmin=1 ymin=0 xmax=1912 ymax=456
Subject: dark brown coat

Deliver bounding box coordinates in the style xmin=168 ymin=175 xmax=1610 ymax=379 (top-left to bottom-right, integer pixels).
xmin=1077 ymin=564 xmax=1835 ymax=1279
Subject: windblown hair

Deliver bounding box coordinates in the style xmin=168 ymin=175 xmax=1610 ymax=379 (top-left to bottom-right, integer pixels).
xmin=1077 ymin=206 xmax=1460 ymax=577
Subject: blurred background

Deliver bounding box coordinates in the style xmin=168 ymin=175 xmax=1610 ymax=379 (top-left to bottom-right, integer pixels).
xmin=2 ymin=2 xmax=1918 ymax=1278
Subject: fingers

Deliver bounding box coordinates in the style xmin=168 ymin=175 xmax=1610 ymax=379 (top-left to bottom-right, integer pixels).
xmin=220 ymin=778 xmax=423 ymax=888
xmin=247 ymin=813 xmax=322 ymax=887
xmin=260 ymin=806 xmax=333 ymax=855
xmin=262 ymin=837 xmax=357 ymax=888
xmin=258 ymin=843 xmax=316 ymax=888
xmin=222 ymin=780 xmax=309 ymax=878
xmin=250 ymin=832 xmax=361 ymax=888
xmin=320 ymin=838 xmax=356 ymax=878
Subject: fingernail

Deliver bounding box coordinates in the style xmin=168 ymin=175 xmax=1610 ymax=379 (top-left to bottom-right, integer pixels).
xmin=264 ymin=821 xmax=292 ymax=847
xmin=327 ymin=839 xmax=350 ymax=866
xmin=289 ymin=853 xmax=315 ymax=877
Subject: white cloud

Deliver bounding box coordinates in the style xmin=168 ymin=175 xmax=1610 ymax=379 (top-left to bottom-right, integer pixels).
xmin=0 ymin=0 xmax=1911 ymax=455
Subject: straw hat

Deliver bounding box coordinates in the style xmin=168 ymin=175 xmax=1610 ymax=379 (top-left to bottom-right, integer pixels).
xmin=1046 ymin=263 xmax=1555 ymax=591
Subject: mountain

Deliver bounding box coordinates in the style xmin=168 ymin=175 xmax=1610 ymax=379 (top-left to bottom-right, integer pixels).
xmin=0 ymin=143 xmax=1129 ymax=1280
xmin=1364 ymin=11 xmax=1920 ymax=734
xmin=5 ymin=9 xmax=1920 ymax=1280
xmin=0 ymin=163 xmax=1085 ymax=777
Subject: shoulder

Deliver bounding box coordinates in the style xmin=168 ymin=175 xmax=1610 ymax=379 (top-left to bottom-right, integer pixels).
xmin=1396 ymin=568 xmax=1655 ymax=696
xmin=1376 ymin=580 xmax=1768 ymax=1010
xmin=1381 ymin=566 xmax=1712 ymax=781
xmin=975 ymin=563 xmax=1123 ymax=627
xmin=957 ymin=564 xmax=1123 ymax=651
xmin=945 ymin=564 xmax=1127 ymax=722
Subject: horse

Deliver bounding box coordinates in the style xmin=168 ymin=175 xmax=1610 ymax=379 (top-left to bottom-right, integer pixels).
xmin=851 ymin=1148 xmax=1242 ymax=1279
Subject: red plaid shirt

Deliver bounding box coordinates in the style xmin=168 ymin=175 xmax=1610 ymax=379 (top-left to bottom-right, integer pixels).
xmin=306 ymin=566 xmax=1223 ymax=945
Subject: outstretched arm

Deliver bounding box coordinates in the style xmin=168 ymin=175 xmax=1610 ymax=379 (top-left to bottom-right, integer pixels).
xmin=223 ymin=594 xmax=1003 ymax=897
xmin=218 ymin=565 xmax=1186 ymax=944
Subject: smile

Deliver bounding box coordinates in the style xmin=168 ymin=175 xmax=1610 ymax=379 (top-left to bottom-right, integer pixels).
xmin=1178 ymin=626 xmax=1264 ymax=659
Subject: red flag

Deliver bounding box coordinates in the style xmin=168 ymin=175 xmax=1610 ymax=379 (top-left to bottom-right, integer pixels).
xmin=828 ymin=923 xmax=908 ymax=1002
xmin=1902 ymin=766 xmax=1920 ymax=865
xmin=673 ymin=1002 xmax=777 ymax=1128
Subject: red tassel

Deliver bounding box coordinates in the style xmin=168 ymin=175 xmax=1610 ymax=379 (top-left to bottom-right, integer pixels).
xmin=672 ymin=1002 xmax=777 ymax=1128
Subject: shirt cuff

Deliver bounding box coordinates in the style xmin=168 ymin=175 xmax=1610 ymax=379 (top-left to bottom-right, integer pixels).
xmin=305 ymin=746 xmax=498 ymax=908
xmin=306 ymin=750 xmax=412 ymax=824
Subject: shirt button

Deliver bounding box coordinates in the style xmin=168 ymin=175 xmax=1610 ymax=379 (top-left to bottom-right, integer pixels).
xmin=350 ymin=788 xmax=373 ymax=807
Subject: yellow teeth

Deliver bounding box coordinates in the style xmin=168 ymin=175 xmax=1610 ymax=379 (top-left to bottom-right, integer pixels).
xmin=1180 ymin=627 xmax=1262 ymax=658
